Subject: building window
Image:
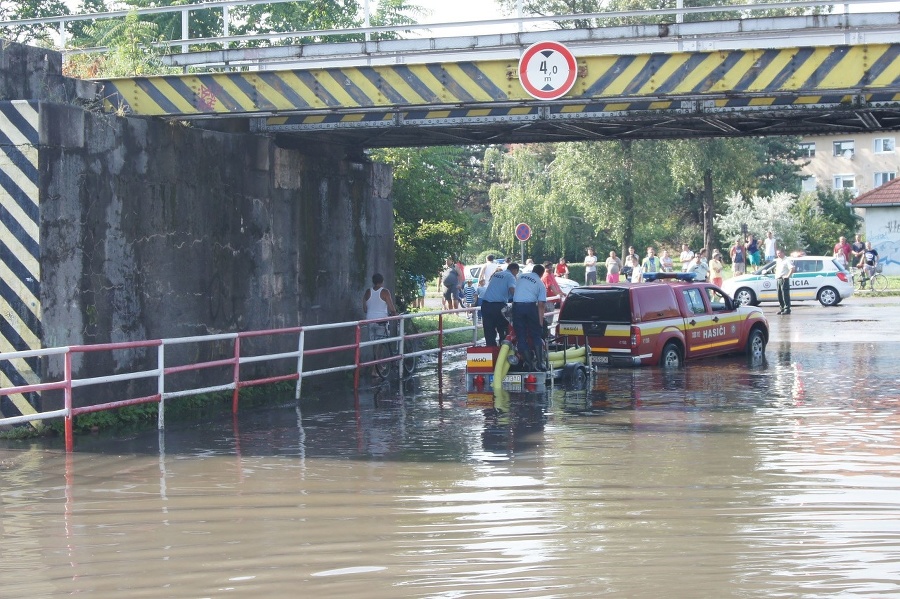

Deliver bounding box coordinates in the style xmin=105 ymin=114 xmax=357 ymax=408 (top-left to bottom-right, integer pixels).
xmin=798 ymin=142 xmax=815 ymax=157
xmin=874 ymin=138 xmax=896 ymax=154
xmin=833 ymin=174 xmax=856 ymax=193
xmin=875 ymin=172 xmax=896 ymax=187
xmin=801 ymin=176 xmax=817 ymax=192
xmin=833 ymin=140 xmax=855 ymax=158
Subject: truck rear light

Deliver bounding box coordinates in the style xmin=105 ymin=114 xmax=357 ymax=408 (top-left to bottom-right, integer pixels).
xmin=837 ymin=271 xmax=849 ymax=283
xmin=630 ymin=326 xmax=641 ymax=349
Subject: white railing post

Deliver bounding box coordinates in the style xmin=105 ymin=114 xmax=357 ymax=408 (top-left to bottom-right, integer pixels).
xmin=181 ymin=6 xmax=189 ymax=54
xmin=223 ymin=5 xmax=230 ymax=38
xmin=157 ymin=343 xmax=165 ymax=430
xmin=363 ymin=0 xmax=370 ymax=42
xmin=296 ymin=328 xmax=305 ymax=399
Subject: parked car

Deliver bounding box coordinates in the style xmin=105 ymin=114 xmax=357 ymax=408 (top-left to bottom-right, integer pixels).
xmin=721 ymin=255 xmax=853 ymax=307
xmin=465 ymin=259 xmax=506 ymax=283
xmin=556 ymin=273 xmax=768 ymax=367
xmin=555 ymin=276 xmax=579 ymax=296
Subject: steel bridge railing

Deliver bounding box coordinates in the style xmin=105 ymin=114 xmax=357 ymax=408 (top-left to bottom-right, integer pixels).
xmin=1 ymin=0 xmax=894 ymax=57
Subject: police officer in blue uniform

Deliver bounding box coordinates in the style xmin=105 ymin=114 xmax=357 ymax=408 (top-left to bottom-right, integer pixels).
xmin=512 ymin=263 xmax=547 ymax=368
xmin=480 ymin=263 xmax=519 ymax=346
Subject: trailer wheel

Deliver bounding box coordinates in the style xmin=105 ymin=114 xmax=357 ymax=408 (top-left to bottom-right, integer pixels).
xmin=563 ymin=363 xmax=588 ymax=389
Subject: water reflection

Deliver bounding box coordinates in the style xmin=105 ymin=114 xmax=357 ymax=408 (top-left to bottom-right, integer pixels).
xmin=2 ymin=339 xmax=900 ymax=597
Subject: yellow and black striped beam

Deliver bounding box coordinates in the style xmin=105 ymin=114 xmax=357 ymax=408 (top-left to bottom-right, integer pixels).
xmin=0 ymin=100 xmax=42 ymax=427
xmin=99 ymin=43 xmax=900 ymax=121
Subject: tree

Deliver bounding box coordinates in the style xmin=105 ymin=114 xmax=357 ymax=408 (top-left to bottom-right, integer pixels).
xmin=667 ymin=137 xmax=759 ymax=255
xmin=794 ymin=188 xmax=860 ymax=255
xmin=754 ymin=136 xmax=807 ymax=197
xmin=0 ymin=0 xmax=70 ymax=44
xmin=67 ymin=11 xmax=174 ymax=77
xmin=715 ymin=190 xmax=804 ymax=252
xmin=371 ymin=147 xmax=471 ymax=309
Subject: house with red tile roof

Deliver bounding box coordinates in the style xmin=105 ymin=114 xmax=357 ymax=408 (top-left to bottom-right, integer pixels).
xmin=851 ymin=177 xmax=900 ymax=276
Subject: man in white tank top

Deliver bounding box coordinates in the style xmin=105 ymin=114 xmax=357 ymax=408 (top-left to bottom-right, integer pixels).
xmin=363 ymin=273 xmax=398 ymax=377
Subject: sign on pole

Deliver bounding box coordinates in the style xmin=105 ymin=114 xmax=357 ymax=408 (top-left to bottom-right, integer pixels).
xmin=518 ymin=41 xmax=578 ymax=101
xmin=515 ymin=223 xmax=532 ymax=242
xmin=515 ymin=223 xmax=532 ymax=264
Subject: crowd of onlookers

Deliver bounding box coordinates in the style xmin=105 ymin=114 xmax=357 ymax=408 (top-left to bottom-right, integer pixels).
xmin=426 ymin=231 xmax=879 ymax=312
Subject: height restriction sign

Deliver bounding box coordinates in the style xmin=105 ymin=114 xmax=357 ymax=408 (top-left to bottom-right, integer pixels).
xmin=518 ymin=41 xmax=577 ymax=101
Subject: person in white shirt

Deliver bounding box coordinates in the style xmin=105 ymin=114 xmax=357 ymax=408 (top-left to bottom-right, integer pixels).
xmin=680 ymin=244 xmax=694 ymax=272
xmin=774 ymin=249 xmax=795 ymax=314
xmin=479 ymin=254 xmax=501 ymax=285
xmin=764 ymin=231 xmax=777 ymax=263
xmin=583 ymin=248 xmax=598 ymax=285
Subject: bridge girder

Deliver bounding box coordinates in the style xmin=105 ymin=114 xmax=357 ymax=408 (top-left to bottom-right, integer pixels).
xmin=98 ymin=42 xmax=900 ymax=147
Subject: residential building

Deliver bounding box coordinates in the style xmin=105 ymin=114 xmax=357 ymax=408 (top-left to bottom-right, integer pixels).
xmin=797 ymin=132 xmax=899 ymax=197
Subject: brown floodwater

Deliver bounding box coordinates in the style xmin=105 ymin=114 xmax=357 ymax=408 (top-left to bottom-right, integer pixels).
xmin=2 ymin=297 xmax=900 ymax=598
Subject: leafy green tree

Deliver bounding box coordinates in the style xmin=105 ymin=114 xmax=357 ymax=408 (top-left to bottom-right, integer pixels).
xmin=754 ymin=136 xmax=807 ymax=197
xmin=0 ymin=0 xmax=70 ymax=44
xmin=715 ymin=191 xmax=804 ymax=252
xmin=371 ymin=147 xmax=470 ymax=309
xmin=667 ymin=137 xmax=759 ymax=255
xmin=69 ymin=11 xmax=174 ymax=77
xmin=794 ymin=188 xmax=860 ymax=255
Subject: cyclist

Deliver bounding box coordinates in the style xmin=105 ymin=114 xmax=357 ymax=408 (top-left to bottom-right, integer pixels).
xmin=857 ymin=241 xmax=879 ymax=289
xmin=363 ymin=273 xmax=398 ymax=376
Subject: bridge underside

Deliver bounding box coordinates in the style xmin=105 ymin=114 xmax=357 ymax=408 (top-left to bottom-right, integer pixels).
xmin=99 ymin=41 xmax=900 ymax=147
xmin=255 ymin=99 xmax=900 ymax=148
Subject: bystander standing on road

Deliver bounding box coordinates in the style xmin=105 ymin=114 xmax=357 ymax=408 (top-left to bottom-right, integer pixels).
xmin=730 ymin=238 xmax=746 ymax=276
xmin=680 ymin=244 xmax=694 ymax=272
xmin=851 ymin=234 xmax=866 ymax=266
xmin=834 ymin=236 xmax=852 ymax=267
xmin=764 ymin=231 xmax=777 ymax=263
xmin=775 ymin=249 xmax=795 ymax=315
xmin=583 ymin=248 xmax=598 ymax=285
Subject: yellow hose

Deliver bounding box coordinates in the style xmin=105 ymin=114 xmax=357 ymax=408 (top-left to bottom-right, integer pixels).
xmin=493 ymin=342 xmax=511 ymax=389
xmin=547 ymin=346 xmax=586 ymax=362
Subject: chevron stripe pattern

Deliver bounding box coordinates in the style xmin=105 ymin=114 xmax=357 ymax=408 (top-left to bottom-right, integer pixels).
xmin=0 ymin=100 xmax=42 ymax=424
xmin=99 ymin=43 xmax=900 ymax=119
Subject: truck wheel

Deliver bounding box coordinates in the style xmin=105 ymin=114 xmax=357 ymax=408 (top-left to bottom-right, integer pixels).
xmin=660 ymin=342 xmax=682 ymax=368
xmin=818 ymin=287 xmax=839 ymax=306
xmin=733 ymin=288 xmax=755 ymax=306
xmin=745 ymin=329 xmax=766 ymax=362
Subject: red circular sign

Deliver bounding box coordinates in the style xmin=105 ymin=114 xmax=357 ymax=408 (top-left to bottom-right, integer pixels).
xmin=518 ymin=41 xmax=578 ymax=100
xmin=515 ymin=223 xmax=532 ymax=241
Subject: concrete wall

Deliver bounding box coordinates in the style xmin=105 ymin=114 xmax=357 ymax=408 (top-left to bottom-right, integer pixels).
xmin=861 ymin=207 xmax=900 ymax=276
xmin=0 ymin=41 xmax=394 ymax=413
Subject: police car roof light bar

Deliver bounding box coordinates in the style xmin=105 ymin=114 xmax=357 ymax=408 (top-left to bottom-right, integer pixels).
xmin=643 ymin=272 xmax=697 ymax=283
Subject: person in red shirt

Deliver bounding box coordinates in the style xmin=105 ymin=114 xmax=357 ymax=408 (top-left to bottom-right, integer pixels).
xmin=541 ymin=262 xmax=563 ymax=309
xmin=833 ymin=236 xmax=852 ymax=268
xmin=554 ymin=258 xmax=569 ymax=278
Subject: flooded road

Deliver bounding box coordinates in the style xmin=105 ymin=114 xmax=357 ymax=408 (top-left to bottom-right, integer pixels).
xmin=2 ymin=296 xmax=900 ymax=597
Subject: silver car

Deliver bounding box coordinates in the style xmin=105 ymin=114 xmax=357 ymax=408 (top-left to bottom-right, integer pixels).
xmin=722 ymin=255 xmax=854 ymax=307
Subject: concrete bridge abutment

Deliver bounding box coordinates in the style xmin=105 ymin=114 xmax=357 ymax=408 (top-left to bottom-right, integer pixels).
xmin=0 ymin=41 xmax=394 ymax=418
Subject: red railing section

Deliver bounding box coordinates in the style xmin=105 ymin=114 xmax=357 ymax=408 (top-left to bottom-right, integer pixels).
xmin=0 ymin=309 xmax=484 ymax=452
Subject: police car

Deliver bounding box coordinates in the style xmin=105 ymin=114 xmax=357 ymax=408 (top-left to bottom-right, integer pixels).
xmin=721 ymin=255 xmax=854 ymax=307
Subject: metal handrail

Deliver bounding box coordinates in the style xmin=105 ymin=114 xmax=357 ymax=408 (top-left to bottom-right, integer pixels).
xmin=0 ymin=309 xmax=480 ymax=451
xmin=1 ymin=0 xmax=891 ymax=53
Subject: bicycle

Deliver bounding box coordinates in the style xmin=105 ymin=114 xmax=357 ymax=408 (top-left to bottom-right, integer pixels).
xmin=851 ymin=265 xmax=887 ymax=292
xmin=370 ymin=318 xmax=420 ymax=380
